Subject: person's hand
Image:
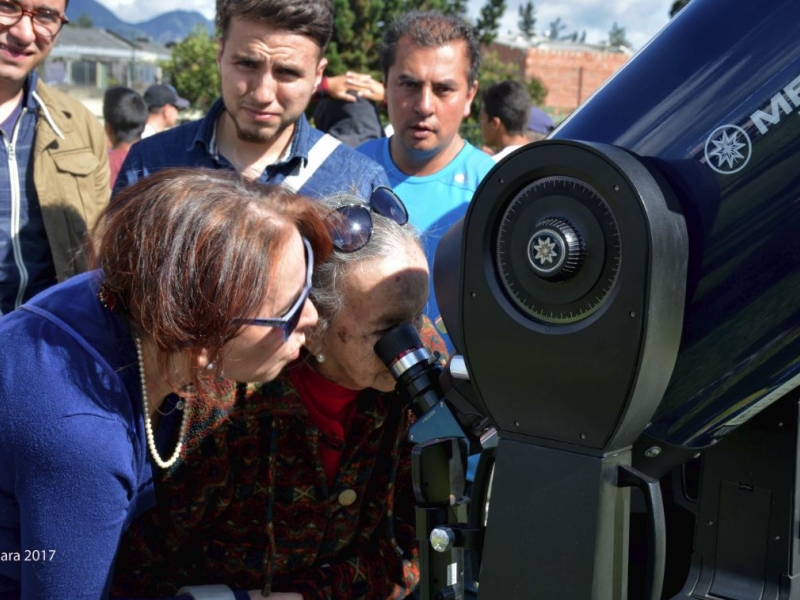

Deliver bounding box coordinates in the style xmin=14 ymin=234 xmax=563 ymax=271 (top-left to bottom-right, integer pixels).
xmin=248 ymin=592 xmax=303 ymax=600
xmin=326 ymin=72 xmax=385 ymax=103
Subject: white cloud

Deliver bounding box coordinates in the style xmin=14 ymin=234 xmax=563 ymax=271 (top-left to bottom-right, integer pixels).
xmin=96 ymin=0 xmax=674 ymax=50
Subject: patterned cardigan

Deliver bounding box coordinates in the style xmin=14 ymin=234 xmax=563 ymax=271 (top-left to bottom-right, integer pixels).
xmin=111 ymin=371 xmax=420 ymax=599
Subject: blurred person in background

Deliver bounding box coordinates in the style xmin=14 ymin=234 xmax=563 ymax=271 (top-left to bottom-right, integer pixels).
xmin=103 ymin=86 xmax=148 ymax=188
xmin=479 ymin=79 xmax=533 ymax=162
xmin=526 ymin=105 xmax=555 ymax=142
xmin=141 ymin=83 xmax=189 ymax=138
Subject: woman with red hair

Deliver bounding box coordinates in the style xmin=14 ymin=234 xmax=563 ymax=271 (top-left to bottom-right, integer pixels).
xmin=0 ymin=168 xmax=331 ymax=599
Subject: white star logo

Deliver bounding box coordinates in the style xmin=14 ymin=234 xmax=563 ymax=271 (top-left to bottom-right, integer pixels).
xmin=704 ymin=124 xmax=752 ymax=175
xmin=533 ymin=236 xmax=558 ymax=265
xmin=708 ymin=130 xmax=746 ymax=169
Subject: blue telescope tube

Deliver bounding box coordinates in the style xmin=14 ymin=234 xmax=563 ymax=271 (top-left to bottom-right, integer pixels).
xmin=553 ymin=0 xmax=800 ymax=447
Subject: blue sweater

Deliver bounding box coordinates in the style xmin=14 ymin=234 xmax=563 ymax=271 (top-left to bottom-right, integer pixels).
xmin=0 ymin=272 xmax=157 ymax=599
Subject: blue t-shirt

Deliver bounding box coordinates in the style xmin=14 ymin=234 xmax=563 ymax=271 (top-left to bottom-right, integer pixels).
xmin=114 ymin=100 xmax=389 ymax=201
xmin=0 ymin=272 xmax=175 ymax=598
xmin=358 ymin=138 xmax=495 ymax=352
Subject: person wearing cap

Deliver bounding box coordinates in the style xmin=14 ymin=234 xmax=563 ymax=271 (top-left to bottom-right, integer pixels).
xmin=526 ymin=105 xmax=555 ymax=142
xmin=480 ymin=79 xmax=537 ymax=163
xmin=0 ymin=0 xmax=109 ymax=316
xmin=113 ymin=0 xmax=388 ymax=202
xmin=140 ymin=83 xmax=190 ymax=139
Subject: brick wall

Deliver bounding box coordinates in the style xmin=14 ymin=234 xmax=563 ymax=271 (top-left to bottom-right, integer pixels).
xmin=488 ymin=40 xmax=630 ymax=116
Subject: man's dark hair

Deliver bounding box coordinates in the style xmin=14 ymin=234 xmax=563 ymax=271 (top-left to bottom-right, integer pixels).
xmin=215 ymin=0 xmax=333 ymax=52
xmin=103 ymin=87 xmax=148 ymax=145
xmin=482 ymin=80 xmax=531 ymax=135
xmin=379 ymin=10 xmax=481 ymax=87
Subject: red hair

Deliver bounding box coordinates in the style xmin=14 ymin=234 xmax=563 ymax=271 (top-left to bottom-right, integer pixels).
xmin=93 ymin=168 xmax=331 ymax=399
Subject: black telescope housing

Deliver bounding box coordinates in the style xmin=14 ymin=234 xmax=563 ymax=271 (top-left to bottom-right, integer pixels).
xmin=381 ymin=0 xmax=800 ymax=597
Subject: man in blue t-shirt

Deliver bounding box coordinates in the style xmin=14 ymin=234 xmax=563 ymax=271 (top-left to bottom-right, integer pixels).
xmin=358 ymin=11 xmax=495 ymax=353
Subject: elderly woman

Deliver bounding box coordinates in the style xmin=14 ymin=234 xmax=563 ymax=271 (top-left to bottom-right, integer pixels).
xmin=0 ymin=168 xmax=331 ymax=599
xmin=112 ymin=188 xmax=438 ymax=599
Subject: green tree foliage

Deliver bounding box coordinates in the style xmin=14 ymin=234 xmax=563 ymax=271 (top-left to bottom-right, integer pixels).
xmin=327 ymin=0 xmax=383 ymax=75
xmin=161 ymin=25 xmax=220 ymax=113
xmin=670 ymin=0 xmax=690 ymax=17
xmin=475 ymin=0 xmax=507 ymax=46
xmin=547 ymin=17 xmax=567 ymax=40
xmin=518 ymin=1 xmax=536 ymax=39
xmin=608 ymin=22 xmax=630 ymax=48
xmin=324 ymin=0 xmax=507 ymax=78
xmin=73 ymin=13 xmax=93 ymax=27
xmin=445 ymin=0 xmax=469 ymax=17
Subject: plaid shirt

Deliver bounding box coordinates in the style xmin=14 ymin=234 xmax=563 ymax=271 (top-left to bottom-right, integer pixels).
xmin=112 ymin=373 xmax=420 ymax=600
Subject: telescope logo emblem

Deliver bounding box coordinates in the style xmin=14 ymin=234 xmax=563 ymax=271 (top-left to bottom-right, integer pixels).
xmin=705 ymin=124 xmax=752 ymax=175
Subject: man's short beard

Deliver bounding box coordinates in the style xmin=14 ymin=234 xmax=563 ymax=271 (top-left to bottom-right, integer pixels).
xmin=235 ymin=123 xmax=279 ymax=144
xmin=230 ymin=114 xmax=289 ymax=146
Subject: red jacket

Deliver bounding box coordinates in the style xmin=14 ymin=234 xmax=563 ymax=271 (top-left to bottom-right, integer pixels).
xmin=112 ymin=370 xmax=420 ymax=599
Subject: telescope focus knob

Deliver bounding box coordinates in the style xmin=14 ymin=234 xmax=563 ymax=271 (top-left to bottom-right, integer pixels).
xmin=528 ymin=217 xmax=585 ymax=281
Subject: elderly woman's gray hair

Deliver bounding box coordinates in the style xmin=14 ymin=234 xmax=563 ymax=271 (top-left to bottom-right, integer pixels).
xmin=311 ymin=192 xmax=422 ymax=334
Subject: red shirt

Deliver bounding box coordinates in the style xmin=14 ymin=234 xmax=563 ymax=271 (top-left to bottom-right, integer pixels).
xmin=289 ymin=360 xmax=359 ymax=485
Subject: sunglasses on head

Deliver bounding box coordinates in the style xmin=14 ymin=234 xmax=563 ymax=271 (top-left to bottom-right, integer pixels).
xmin=236 ymin=237 xmax=314 ymax=341
xmin=326 ymin=186 xmax=409 ymax=253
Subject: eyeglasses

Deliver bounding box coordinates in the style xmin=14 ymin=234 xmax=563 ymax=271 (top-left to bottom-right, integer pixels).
xmin=0 ymin=0 xmax=69 ymax=39
xmin=236 ymin=237 xmax=313 ymax=341
xmin=326 ymin=186 xmax=409 ymax=253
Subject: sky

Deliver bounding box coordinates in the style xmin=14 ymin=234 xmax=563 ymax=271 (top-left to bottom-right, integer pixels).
xmin=96 ymin=0 xmax=676 ymax=51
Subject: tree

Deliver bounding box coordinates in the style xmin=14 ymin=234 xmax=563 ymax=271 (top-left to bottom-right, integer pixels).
xmin=608 ymin=22 xmax=630 ymax=48
xmin=547 ymin=17 xmax=567 ymax=40
xmin=73 ymin=13 xmax=93 ymax=28
xmin=324 ymin=0 xmax=494 ymax=78
xmin=474 ymin=0 xmax=507 ymax=46
xmin=445 ymin=0 xmax=469 ymax=17
xmin=161 ymin=25 xmax=220 ymax=113
xmin=670 ymin=0 xmax=690 ymax=17
xmin=517 ymin=1 xmax=536 ymax=40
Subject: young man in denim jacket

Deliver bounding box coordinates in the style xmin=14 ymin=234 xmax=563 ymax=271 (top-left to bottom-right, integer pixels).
xmin=114 ymin=0 xmax=388 ymax=201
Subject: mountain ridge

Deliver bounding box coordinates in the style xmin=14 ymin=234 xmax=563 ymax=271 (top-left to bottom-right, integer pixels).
xmin=65 ymin=0 xmax=214 ymax=44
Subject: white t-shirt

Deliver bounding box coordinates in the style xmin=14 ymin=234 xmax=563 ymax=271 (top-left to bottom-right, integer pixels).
xmin=491 ymin=144 xmax=524 ymax=162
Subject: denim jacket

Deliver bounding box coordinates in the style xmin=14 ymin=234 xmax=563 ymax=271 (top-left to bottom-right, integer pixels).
xmin=113 ymin=100 xmax=388 ymax=200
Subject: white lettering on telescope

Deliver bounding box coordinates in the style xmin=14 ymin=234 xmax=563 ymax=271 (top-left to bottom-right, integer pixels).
xmin=750 ymin=73 xmax=800 ymax=134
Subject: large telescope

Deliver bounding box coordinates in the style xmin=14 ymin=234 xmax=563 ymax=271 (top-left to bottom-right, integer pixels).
xmin=417 ymin=0 xmax=800 ymax=597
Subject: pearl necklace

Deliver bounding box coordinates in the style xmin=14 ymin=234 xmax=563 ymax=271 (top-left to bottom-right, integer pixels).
xmin=135 ymin=336 xmax=189 ymax=469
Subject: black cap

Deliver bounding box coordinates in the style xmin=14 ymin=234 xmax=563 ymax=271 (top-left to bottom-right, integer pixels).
xmin=143 ymin=84 xmax=189 ymax=110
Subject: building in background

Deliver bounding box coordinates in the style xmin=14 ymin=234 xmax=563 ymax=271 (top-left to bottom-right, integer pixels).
xmin=42 ymin=27 xmax=172 ymax=119
xmin=489 ymin=35 xmax=631 ymax=119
